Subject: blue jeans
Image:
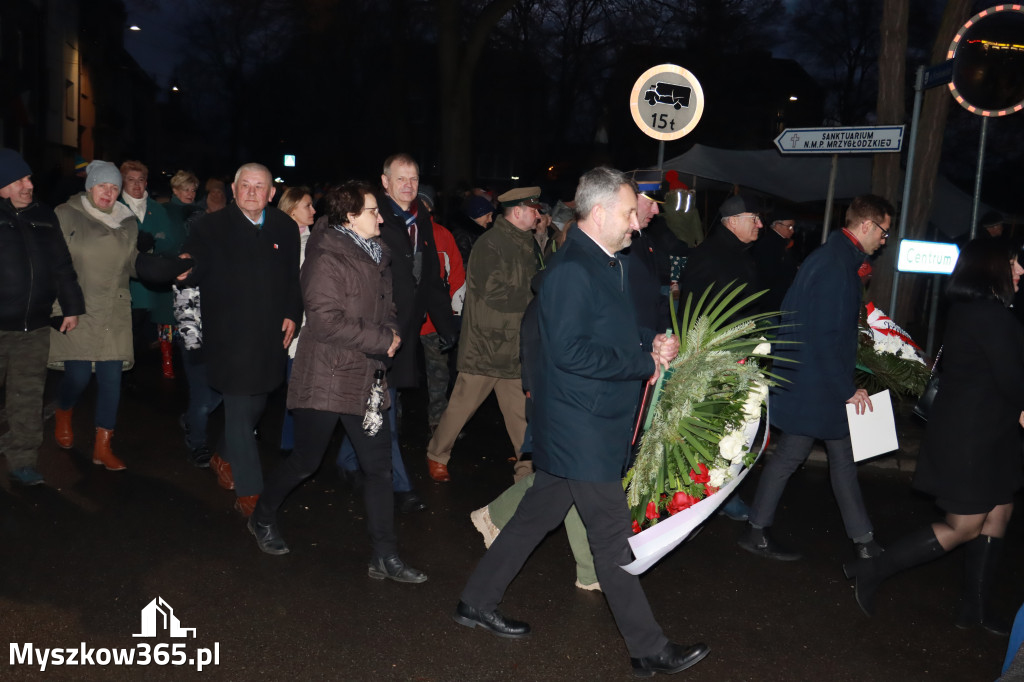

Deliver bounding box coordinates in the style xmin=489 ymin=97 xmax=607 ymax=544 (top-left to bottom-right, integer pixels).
xmin=180 ymin=344 xmax=222 ymax=450
xmin=59 ymin=360 xmax=122 ymax=430
xmin=749 ymin=431 xmax=873 ymax=541
xmin=336 ymin=387 xmax=411 ymax=492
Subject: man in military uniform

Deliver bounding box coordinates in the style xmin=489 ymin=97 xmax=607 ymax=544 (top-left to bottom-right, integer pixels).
xmin=425 ymin=187 xmax=542 ymax=482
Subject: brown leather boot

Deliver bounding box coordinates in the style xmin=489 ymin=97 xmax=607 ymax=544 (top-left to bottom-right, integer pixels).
xmin=210 ymin=454 xmax=235 ymax=490
xmin=92 ymin=428 xmax=126 ymax=471
xmin=55 ymin=408 xmax=74 ymax=449
xmin=160 ymin=340 xmax=175 ymax=379
xmin=427 ymin=459 xmax=450 ymax=482
xmin=234 ymin=494 xmax=258 ymax=517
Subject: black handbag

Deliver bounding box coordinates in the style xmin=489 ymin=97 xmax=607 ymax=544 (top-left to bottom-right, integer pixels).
xmin=913 ymin=346 xmax=942 ymax=421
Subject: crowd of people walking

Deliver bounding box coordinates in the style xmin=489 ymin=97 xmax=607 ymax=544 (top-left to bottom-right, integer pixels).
xmin=1 ymin=145 xmax=1022 ymax=677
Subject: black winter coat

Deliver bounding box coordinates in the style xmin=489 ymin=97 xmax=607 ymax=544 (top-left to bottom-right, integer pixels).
xmin=913 ymin=299 xmax=1024 ymax=511
xmin=181 ymin=204 xmax=302 ymax=394
xmin=679 ymin=224 xmax=762 ymax=320
xmin=0 ymin=198 xmax=84 ymax=331
xmin=376 ymin=192 xmax=456 ymax=388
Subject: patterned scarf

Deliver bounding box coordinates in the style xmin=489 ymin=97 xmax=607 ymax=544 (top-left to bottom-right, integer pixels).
xmin=334 ymin=224 xmax=382 ymax=264
xmin=388 ymin=195 xmax=418 ymax=253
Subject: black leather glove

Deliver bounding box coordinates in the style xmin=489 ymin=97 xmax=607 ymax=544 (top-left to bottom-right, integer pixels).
xmin=136 ymin=230 xmax=156 ymax=253
xmin=438 ymin=332 xmax=458 ymax=354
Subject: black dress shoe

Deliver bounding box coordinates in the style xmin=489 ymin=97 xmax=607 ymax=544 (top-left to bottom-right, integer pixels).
xmin=188 ymin=446 xmax=213 ymax=469
xmin=247 ymin=517 xmax=290 ymax=555
xmin=396 ymin=491 xmax=427 ymax=514
xmin=631 ymin=641 xmax=710 ymax=677
xmin=453 ymin=601 xmax=530 ymax=639
xmin=368 ymin=554 xmax=427 ymax=583
xmin=737 ymin=526 xmax=802 ymax=561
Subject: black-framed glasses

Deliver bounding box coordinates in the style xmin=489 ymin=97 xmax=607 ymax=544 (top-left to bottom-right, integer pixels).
xmin=869 ymin=220 xmax=889 ymax=239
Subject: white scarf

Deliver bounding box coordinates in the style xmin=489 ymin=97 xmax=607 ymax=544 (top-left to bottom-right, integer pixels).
xmin=80 ymin=194 xmax=135 ymax=229
xmin=122 ymin=191 xmax=149 ymax=221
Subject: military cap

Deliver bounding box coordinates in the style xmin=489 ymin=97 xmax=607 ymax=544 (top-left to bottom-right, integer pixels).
xmin=497 ymin=186 xmax=542 ymax=209
xmin=628 ymin=169 xmax=665 ymax=203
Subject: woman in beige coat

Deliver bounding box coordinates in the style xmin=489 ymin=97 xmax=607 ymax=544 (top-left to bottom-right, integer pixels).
xmin=50 ymin=160 xmax=187 ymax=470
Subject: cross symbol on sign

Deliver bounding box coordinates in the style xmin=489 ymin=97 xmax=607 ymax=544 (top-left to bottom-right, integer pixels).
xmin=788 ymin=133 xmax=800 ymax=143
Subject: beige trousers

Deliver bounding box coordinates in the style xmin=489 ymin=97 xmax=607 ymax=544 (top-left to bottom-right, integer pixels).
xmin=425 ymin=372 xmax=532 ymax=481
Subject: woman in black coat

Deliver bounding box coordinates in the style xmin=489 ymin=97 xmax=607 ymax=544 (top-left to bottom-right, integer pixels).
xmin=845 ymin=238 xmax=1024 ymax=635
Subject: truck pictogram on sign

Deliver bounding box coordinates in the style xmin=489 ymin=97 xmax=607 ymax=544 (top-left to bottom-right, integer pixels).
xmin=644 ymin=82 xmax=691 ymax=109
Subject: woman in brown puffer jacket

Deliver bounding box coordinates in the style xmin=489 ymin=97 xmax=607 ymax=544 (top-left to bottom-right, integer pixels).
xmin=247 ymin=181 xmax=427 ymax=583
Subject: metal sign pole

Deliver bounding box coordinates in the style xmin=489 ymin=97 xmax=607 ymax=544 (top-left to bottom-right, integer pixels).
xmin=657 ymin=140 xmax=665 ymax=170
xmin=820 ymin=154 xmax=838 ymax=244
xmin=889 ymin=65 xmax=925 ymax=314
xmin=969 ymin=116 xmax=989 ymax=240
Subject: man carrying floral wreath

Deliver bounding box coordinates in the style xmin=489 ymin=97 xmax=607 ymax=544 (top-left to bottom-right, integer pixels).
xmin=739 ymin=194 xmax=895 ymax=562
xmin=452 ymin=167 xmax=709 ymax=677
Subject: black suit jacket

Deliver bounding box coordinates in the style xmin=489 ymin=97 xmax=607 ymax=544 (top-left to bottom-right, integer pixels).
xmin=376 ymin=191 xmax=456 ymax=388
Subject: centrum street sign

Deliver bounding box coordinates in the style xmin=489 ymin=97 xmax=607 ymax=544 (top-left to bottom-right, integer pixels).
xmin=897 ymin=240 xmax=960 ymax=275
xmin=630 ymin=64 xmax=705 ymax=141
xmin=773 ymin=125 xmax=905 ymax=154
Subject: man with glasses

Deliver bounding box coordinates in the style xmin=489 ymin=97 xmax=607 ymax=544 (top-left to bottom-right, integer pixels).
xmin=739 ymin=194 xmax=895 ymax=563
xmin=752 ymin=210 xmax=800 ymax=314
xmin=425 ymin=187 xmax=541 ymax=483
xmin=679 ymin=194 xmax=764 ymax=322
xmin=678 ymin=193 xmax=764 ymax=521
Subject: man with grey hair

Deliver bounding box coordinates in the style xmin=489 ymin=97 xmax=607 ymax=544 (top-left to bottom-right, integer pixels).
xmin=179 ymin=162 xmax=302 ymax=517
xmin=453 ymin=167 xmax=709 ymax=677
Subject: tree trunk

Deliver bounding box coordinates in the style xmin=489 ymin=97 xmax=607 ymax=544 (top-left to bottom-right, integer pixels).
xmin=888 ymin=0 xmax=972 ymax=328
xmin=865 ymin=0 xmax=908 ymax=315
xmin=438 ymin=0 xmax=517 ymax=200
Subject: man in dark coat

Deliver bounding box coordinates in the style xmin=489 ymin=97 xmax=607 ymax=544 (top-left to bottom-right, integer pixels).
xmin=453 ymin=167 xmax=709 ymax=678
xmin=679 ymin=193 xmax=763 ymax=319
xmin=180 ymin=163 xmax=302 ymax=516
xmin=375 ymin=153 xmax=457 ymax=390
xmin=0 ymin=149 xmax=84 ymax=486
xmin=739 ymin=194 xmax=894 ymax=562
xmin=624 ymin=170 xmax=671 ymax=335
xmin=751 ymin=211 xmax=800 ymax=314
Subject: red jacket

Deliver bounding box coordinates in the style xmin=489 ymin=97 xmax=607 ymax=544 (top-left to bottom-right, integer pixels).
xmin=421 ymin=219 xmax=466 ymax=336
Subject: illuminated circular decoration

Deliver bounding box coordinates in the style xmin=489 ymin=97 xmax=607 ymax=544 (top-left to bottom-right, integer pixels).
xmin=947 ymin=4 xmax=1024 ymax=117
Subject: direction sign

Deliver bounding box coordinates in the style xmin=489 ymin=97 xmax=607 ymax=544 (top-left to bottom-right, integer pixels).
xmin=630 ymin=64 xmax=705 ymax=141
xmin=896 ymin=239 xmax=960 ymax=274
xmin=773 ymin=126 xmax=905 ymax=154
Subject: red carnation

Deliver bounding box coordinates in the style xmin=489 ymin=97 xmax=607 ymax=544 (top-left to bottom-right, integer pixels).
xmin=703 ymin=484 xmax=719 ymax=497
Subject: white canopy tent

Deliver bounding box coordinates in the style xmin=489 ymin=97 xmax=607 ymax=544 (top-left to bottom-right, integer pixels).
xmin=662 ymin=144 xmax=989 ymax=238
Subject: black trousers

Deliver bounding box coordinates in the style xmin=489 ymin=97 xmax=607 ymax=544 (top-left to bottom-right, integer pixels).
xmin=254 ymin=408 xmax=397 ymax=559
xmin=460 ymin=470 xmax=669 ymax=657
xmin=222 ymin=393 xmax=268 ymax=497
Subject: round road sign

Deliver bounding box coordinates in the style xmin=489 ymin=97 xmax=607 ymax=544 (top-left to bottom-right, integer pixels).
xmin=629 ymin=64 xmax=705 ymax=141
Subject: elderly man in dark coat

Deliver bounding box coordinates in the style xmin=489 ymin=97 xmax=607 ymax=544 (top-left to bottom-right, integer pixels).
xmin=179 ymin=163 xmax=302 ymax=517
xmin=739 ymin=194 xmax=894 ymax=563
xmin=453 ymin=167 xmax=709 ymax=678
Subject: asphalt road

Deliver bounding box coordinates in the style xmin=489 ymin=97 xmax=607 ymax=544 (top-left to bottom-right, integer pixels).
xmin=1 ymin=350 xmax=1018 ymax=681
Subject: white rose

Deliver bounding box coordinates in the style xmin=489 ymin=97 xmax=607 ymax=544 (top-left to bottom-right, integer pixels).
xmin=752 ymin=340 xmax=771 ymax=356
xmin=709 ymin=467 xmax=728 ymax=488
xmin=719 ymin=431 xmax=747 ymax=463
